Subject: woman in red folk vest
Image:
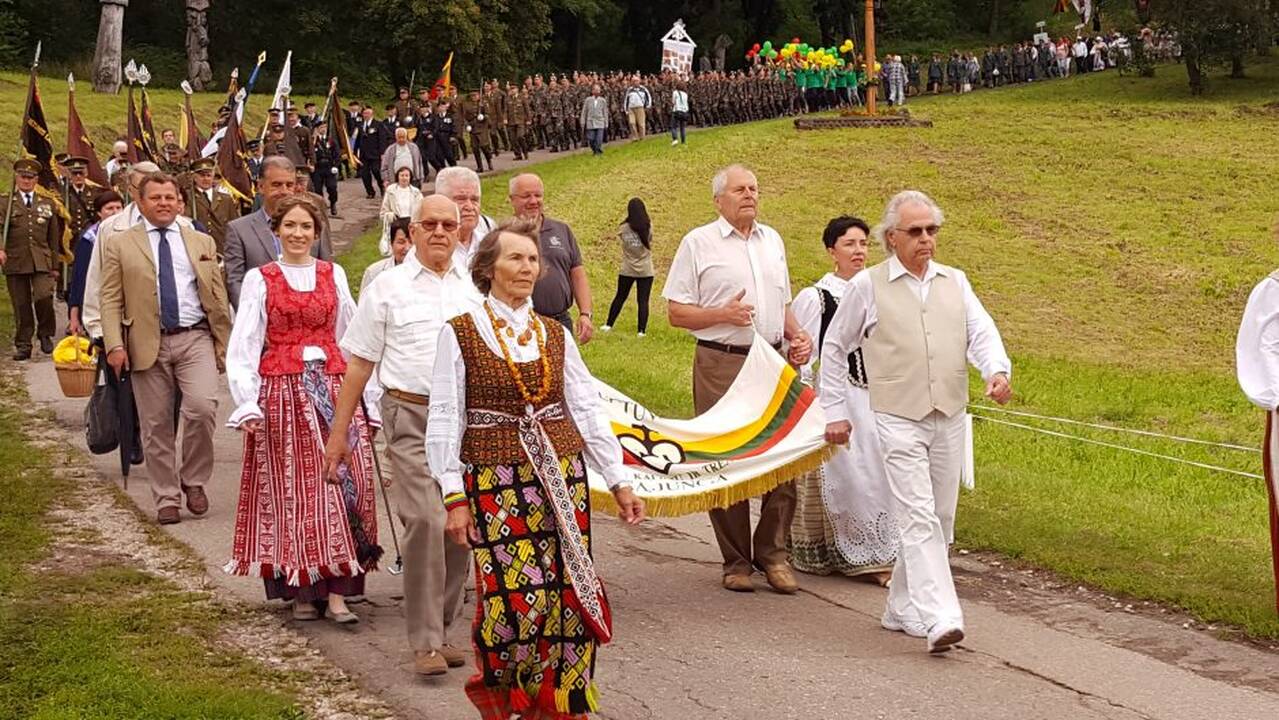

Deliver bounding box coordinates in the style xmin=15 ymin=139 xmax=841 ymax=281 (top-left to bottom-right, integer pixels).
xmin=223 ymin=195 xmax=383 ymax=624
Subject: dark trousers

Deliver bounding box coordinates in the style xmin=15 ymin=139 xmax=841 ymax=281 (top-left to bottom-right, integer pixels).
xmin=605 ymin=275 xmax=652 ymax=333
xmin=310 ymin=170 xmax=338 ymax=210
xmin=585 ymin=128 xmax=605 ymax=155
xmin=359 ymin=161 xmax=383 ymax=197
xmin=7 ymin=272 xmax=55 ymax=351
xmin=693 ymin=343 xmax=796 ymax=576
xmin=470 ymin=135 xmax=492 ymax=172
xmin=670 ymin=112 xmax=687 ymax=143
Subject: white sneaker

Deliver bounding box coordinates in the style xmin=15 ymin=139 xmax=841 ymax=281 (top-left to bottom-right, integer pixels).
xmin=671 ymin=140 xmax=678 ymax=146
xmin=601 ymin=325 xmax=612 ymax=332
xmin=926 ymin=623 xmax=965 ymax=654
xmin=881 ymin=610 xmax=928 ymax=638
xmin=637 ymin=332 xmax=645 ymax=337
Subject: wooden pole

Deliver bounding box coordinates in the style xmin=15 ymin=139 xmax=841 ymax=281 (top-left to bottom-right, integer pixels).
xmin=864 ymin=0 xmax=877 ymax=114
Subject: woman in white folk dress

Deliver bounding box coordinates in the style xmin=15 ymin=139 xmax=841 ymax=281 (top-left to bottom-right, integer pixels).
xmin=789 ymin=216 xmax=897 ymax=587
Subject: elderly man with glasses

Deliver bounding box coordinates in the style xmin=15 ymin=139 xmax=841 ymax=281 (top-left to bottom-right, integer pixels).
xmin=820 ymin=190 xmax=1012 ymax=653
xmin=325 ymin=194 xmax=482 ymax=677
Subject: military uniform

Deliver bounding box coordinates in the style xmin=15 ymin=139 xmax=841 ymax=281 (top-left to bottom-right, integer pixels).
xmin=507 ymin=91 xmax=529 ymax=160
xmin=187 ymin=158 xmax=241 ymax=254
xmin=463 ymin=94 xmax=494 ymax=173
xmin=2 ymin=160 xmax=61 ymax=359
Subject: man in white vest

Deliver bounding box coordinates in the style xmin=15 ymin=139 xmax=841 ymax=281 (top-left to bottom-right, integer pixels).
xmin=820 ymin=190 xmax=1012 ymax=653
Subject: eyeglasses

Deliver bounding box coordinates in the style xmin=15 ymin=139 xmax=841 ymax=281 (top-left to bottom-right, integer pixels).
xmin=894 ymin=224 xmax=940 ymax=239
xmin=415 ymin=219 xmax=459 ymax=233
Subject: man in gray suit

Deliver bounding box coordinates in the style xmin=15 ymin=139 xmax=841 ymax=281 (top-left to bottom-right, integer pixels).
xmin=223 ymin=156 xmax=333 ymax=308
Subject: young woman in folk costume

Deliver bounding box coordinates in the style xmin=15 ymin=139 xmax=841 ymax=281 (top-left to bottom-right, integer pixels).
xmin=427 ymin=219 xmax=645 ymax=719
xmin=789 ymin=216 xmax=897 ymax=588
xmin=223 ymin=195 xmax=382 ymax=624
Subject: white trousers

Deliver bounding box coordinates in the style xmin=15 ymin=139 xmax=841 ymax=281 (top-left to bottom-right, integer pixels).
xmin=876 ymin=409 xmax=966 ymax=628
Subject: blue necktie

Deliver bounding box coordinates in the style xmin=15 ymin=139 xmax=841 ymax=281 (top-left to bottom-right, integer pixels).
xmin=157 ymin=227 xmax=180 ymax=331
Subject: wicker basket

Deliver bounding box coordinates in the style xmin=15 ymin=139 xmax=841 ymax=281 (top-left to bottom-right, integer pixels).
xmin=55 ymin=362 xmax=97 ymax=398
xmin=53 ymin=334 xmax=98 ymax=398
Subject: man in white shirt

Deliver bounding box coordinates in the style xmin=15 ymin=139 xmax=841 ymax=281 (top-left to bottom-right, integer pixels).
xmin=434 ymin=166 xmax=494 ymax=272
xmin=1235 ymin=263 xmax=1279 ymax=615
xmin=325 ymin=194 xmax=481 ymax=677
xmin=821 ymin=190 xmax=1011 ymax=653
xmin=624 ymin=76 xmax=651 ymax=140
xmin=663 ymin=164 xmax=813 ymax=594
xmin=104 ymin=140 xmax=129 ymax=182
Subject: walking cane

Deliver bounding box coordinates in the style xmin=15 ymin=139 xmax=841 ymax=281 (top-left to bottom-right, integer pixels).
xmin=360 ymin=398 xmax=404 ymax=575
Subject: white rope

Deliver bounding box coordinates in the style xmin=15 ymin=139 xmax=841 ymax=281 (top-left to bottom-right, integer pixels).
xmin=969 ymin=404 xmax=1259 ymax=453
xmin=971 ymin=415 xmax=1264 ymax=480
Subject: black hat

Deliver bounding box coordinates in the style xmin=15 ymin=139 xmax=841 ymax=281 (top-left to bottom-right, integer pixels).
xmin=13 ymin=158 xmax=41 ymax=176
xmin=269 ymin=122 xmax=285 ymax=131
xmin=53 ymin=152 xmax=70 ymax=166
xmin=246 ymin=139 xmax=262 ymax=150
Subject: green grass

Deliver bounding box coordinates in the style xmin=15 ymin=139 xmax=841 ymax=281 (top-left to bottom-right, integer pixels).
xmin=363 ymin=60 xmax=1278 ymax=637
xmin=0 ymin=308 xmax=301 ymax=716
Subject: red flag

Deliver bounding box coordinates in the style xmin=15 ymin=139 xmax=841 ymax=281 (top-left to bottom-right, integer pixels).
xmin=429 ymin=52 xmax=454 ymax=100
xmin=325 ymin=79 xmax=359 ymax=168
xmin=67 ymin=78 xmax=109 ymax=187
xmin=183 ymin=91 xmax=206 ymax=159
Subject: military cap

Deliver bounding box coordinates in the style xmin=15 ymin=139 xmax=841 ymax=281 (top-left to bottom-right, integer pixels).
xmin=13 ymin=158 xmax=40 ymax=176
xmin=269 ymin=122 xmax=285 ymax=131
xmin=53 ymin=152 xmax=70 ymax=166
xmin=191 ymin=156 xmax=216 ymax=173
xmin=246 ymin=139 xmax=262 ymax=150
xmin=65 ymin=156 xmax=90 ymax=173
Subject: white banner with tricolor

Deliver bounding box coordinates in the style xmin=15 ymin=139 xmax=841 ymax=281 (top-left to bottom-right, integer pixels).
xmin=588 ymin=334 xmax=831 ymax=516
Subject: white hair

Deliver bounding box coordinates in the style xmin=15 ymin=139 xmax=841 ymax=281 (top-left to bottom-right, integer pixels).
xmin=130 ymin=161 xmax=161 ymax=175
xmin=112 ymin=140 xmax=128 ymax=153
xmin=711 ymin=164 xmax=755 ymax=198
xmin=878 ymin=190 xmax=945 ymax=253
xmin=508 ymin=172 xmax=541 ymax=196
xmin=435 ymin=166 xmax=481 ymax=199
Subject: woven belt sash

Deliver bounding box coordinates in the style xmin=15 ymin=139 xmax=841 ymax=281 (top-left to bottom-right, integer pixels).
xmin=466 ymin=403 xmax=613 ymax=644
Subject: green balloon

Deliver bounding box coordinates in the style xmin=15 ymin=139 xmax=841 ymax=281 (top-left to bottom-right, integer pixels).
xmin=762 ymin=40 xmax=773 ymax=50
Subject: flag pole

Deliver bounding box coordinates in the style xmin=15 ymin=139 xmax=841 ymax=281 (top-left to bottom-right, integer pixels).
xmin=4 ymin=42 xmax=40 ymax=254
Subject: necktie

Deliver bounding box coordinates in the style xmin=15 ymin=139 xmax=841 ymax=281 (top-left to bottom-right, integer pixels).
xmin=156 ymin=227 xmax=181 ymax=331
xmin=23 ymin=194 xmax=31 ymax=208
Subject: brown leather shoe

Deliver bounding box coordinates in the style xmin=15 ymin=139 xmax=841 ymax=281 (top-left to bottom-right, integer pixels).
xmin=414 ymin=650 xmax=448 ymax=676
xmin=184 ymin=486 xmax=209 ymax=516
xmin=722 ymin=573 xmax=755 ymax=593
xmin=157 ymin=506 xmax=180 ymax=525
xmin=438 ymin=644 xmax=467 ymax=668
xmin=764 ymin=564 xmax=799 ymax=594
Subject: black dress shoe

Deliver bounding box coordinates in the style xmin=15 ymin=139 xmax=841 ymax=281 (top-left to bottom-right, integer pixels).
xmin=12 ymin=349 xmax=31 ymax=361
xmin=39 ymin=336 xmax=53 ymax=354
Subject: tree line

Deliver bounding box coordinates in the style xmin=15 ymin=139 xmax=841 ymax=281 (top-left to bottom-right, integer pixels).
xmin=0 ymin=0 xmax=1272 ymax=95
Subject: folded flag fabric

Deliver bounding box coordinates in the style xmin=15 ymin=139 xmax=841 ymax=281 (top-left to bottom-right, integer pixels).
xmin=588 ymin=334 xmax=830 ymax=517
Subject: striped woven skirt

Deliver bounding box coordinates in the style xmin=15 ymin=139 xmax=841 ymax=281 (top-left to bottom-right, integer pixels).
xmin=464 ymin=452 xmax=598 ymax=720
xmin=225 ymin=364 xmax=381 ymax=595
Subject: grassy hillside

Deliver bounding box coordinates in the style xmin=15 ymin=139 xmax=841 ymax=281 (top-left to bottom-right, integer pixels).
xmin=452 ymin=59 xmax=1279 ymax=638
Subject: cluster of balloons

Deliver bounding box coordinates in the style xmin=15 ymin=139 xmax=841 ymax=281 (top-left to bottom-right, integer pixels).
xmin=747 ymin=37 xmax=858 ymax=70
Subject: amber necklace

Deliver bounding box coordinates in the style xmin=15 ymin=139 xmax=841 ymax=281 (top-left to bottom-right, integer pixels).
xmin=484 ymin=299 xmax=552 ymax=406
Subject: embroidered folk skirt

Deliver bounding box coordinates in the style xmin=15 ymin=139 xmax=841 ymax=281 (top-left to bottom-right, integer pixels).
xmin=789 ymin=381 xmax=897 ymax=578
xmin=464 ymin=452 xmax=598 ymax=720
xmin=225 ymin=365 xmax=381 ymax=595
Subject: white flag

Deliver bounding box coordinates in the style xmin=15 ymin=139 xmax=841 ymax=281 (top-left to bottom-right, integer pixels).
xmin=269 ymin=50 xmax=293 ymax=117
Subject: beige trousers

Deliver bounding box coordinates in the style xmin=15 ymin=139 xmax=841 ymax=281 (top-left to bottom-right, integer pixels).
xmin=131 ymin=328 xmax=219 ymax=511
xmin=693 ymin=344 xmax=796 ymax=576
xmin=627 ymin=106 xmax=647 ymax=139
xmin=381 ymin=393 xmax=470 ymax=653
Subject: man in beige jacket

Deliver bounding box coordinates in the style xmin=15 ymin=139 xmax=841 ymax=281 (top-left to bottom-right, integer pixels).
xmin=100 ymin=172 xmax=232 ymax=525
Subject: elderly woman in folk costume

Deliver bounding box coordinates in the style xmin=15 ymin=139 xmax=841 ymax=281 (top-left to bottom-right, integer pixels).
xmin=223 ymin=195 xmax=382 ymax=624
xmin=427 ymin=219 xmax=645 ymax=719
xmin=789 ymin=216 xmax=896 ymax=587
